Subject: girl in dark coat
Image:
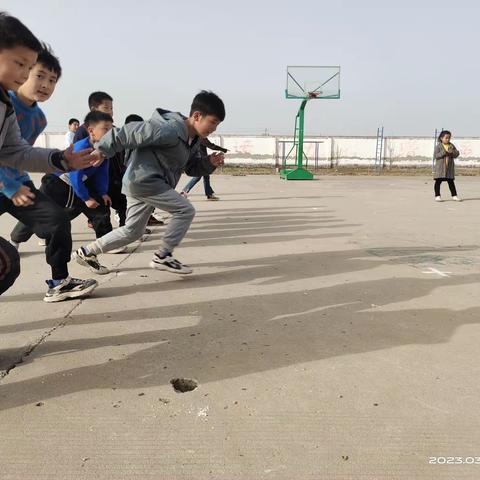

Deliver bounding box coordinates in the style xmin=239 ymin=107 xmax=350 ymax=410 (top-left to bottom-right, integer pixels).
xmin=433 ymin=130 xmax=461 ymax=202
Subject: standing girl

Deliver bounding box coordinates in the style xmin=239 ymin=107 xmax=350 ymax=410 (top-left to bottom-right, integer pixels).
xmin=434 ymin=130 xmax=461 ymax=202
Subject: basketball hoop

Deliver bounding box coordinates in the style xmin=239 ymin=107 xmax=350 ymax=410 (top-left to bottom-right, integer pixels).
xmin=285 ymin=66 xmax=341 ymax=100
xmin=281 ymin=66 xmax=341 ymax=180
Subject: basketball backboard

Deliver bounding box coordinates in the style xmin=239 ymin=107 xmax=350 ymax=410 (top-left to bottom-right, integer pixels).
xmin=286 ymin=66 xmax=341 ymax=100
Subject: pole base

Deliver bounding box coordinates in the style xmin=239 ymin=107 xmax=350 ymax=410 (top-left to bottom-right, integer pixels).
xmin=280 ymin=167 xmax=314 ymax=180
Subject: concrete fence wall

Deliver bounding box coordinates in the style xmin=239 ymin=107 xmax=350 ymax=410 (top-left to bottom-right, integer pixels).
xmin=37 ymin=132 xmax=480 ymax=168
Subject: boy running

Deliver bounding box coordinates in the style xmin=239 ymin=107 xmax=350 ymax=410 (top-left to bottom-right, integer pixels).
xmin=74 ymin=90 xmax=225 ymax=275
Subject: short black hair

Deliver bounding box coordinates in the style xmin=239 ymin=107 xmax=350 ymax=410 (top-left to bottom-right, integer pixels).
xmin=125 ymin=114 xmax=143 ymax=124
xmin=84 ymin=111 xmax=113 ymax=127
xmin=68 ymin=118 xmax=79 ymax=125
xmin=0 ymin=11 xmax=42 ymax=53
xmin=438 ymin=130 xmax=452 ymax=142
xmin=190 ymin=90 xmax=225 ymax=121
xmin=88 ymin=91 xmax=113 ymax=110
xmin=36 ymin=43 xmax=62 ymax=80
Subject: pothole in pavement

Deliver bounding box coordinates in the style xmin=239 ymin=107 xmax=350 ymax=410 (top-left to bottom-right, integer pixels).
xmin=170 ymin=378 xmax=198 ymax=393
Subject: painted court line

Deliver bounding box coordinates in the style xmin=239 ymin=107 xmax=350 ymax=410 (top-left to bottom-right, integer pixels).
xmin=421 ymin=267 xmax=452 ymax=278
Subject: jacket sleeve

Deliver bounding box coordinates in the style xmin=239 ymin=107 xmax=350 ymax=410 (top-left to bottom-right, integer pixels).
xmin=96 ymin=121 xmax=179 ymax=158
xmin=434 ymin=144 xmax=447 ymax=160
xmin=450 ymin=144 xmax=460 ymax=159
xmin=0 ymin=114 xmax=62 ymax=173
xmin=202 ymin=137 xmax=228 ymax=153
xmin=73 ymin=125 xmax=89 ymax=143
xmin=69 ymin=170 xmax=91 ymax=202
xmin=0 ymin=168 xmax=23 ymax=198
xmin=91 ymin=160 xmax=109 ymax=197
xmin=184 ymin=148 xmax=216 ymax=177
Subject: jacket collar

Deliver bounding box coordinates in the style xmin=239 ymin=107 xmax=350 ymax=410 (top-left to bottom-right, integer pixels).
xmin=0 ymin=87 xmax=14 ymax=116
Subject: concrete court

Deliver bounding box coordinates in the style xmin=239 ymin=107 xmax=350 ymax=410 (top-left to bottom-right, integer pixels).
xmin=1 ymin=173 xmax=480 ymax=480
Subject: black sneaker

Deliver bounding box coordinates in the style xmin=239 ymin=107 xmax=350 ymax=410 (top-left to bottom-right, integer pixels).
xmin=149 ymin=253 xmax=193 ymax=274
xmin=147 ymin=215 xmax=164 ymax=226
xmin=44 ymin=276 xmax=98 ymax=303
xmin=73 ymin=247 xmax=110 ymax=275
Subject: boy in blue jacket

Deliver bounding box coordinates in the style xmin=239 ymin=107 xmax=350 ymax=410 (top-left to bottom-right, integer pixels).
xmin=36 ymin=111 xmax=114 ymax=244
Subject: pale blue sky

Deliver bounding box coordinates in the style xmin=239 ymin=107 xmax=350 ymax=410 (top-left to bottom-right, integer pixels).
xmin=3 ymin=0 xmax=480 ymax=136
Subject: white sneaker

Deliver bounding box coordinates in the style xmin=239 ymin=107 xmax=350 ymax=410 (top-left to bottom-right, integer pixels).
xmin=149 ymin=253 xmax=193 ymax=274
xmin=44 ymin=276 xmax=98 ymax=303
xmin=108 ymin=246 xmax=128 ymax=254
xmin=435 ymin=196 xmax=443 ymax=202
xmin=452 ymin=196 xmax=462 ymax=202
xmin=73 ymin=248 xmax=110 ymax=275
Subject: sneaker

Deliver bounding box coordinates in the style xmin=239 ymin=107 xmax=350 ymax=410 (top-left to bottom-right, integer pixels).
xmin=435 ymin=196 xmax=443 ymax=202
xmin=207 ymin=194 xmax=219 ymax=201
xmin=73 ymin=248 xmax=110 ymax=275
xmin=108 ymin=245 xmax=128 ymax=254
xmin=452 ymin=196 xmax=462 ymax=202
xmin=147 ymin=215 xmax=164 ymax=226
xmin=38 ymin=238 xmax=46 ymax=246
xmin=44 ymin=276 xmax=98 ymax=303
xmin=149 ymin=253 xmax=193 ymax=274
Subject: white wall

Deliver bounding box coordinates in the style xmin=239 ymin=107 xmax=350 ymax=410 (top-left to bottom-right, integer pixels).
xmin=36 ymin=132 xmax=480 ymax=168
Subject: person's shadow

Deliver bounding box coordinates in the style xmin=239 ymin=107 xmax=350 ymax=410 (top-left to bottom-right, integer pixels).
xmin=1 ymin=244 xmax=479 ymax=411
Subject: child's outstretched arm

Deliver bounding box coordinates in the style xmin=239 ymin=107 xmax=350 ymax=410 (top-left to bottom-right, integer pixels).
xmin=92 ymin=121 xmax=178 ymax=160
xmin=0 ymin=116 xmax=95 ymax=172
xmin=202 ymin=137 xmax=228 ymax=153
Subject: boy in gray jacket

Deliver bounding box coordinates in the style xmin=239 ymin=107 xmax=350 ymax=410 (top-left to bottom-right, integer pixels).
xmin=74 ymin=90 xmax=225 ymax=275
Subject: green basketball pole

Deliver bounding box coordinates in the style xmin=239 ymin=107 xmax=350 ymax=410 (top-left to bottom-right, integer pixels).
xmin=281 ymin=65 xmax=340 ymax=181
xmin=280 ymin=98 xmax=314 ymax=180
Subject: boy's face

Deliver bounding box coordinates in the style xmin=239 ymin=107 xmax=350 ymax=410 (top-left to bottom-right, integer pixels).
xmin=0 ymin=46 xmax=37 ymax=91
xmin=88 ymin=120 xmax=112 ymax=142
xmin=69 ymin=121 xmax=80 ymax=132
xmin=441 ymin=134 xmax=451 ymax=144
xmin=192 ymin=112 xmax=221 ymax=138
xmin=93 ymin=100 xmax=113 ymax=117
xmin=18 ymin=63 xmax=58 ymax=103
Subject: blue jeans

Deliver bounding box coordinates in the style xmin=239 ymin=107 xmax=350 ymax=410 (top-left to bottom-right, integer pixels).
xmin=182 ymin=175 xmax=214 ymax=197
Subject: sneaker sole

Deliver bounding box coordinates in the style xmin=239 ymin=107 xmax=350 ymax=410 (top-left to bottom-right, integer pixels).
xmin=73 ymin=251 xmax=110 ymax=275
xmin=43 ymin=281 xmax=98 ymax=303
xmin=149 ymin=261 xmax=193 ymax=275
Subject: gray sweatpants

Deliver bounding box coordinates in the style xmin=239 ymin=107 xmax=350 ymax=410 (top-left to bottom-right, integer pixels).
xmin=92 ymin=189 xmax=195 ymax=254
